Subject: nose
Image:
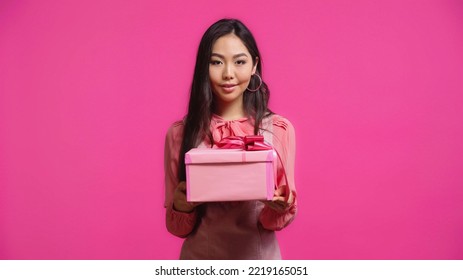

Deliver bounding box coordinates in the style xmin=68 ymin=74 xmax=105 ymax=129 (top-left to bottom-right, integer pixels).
xmin=222 ymin=64 xmax=234 ymax=80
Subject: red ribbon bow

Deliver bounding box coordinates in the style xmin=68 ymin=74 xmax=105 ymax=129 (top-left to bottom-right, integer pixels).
xmin=216 ymin=135 xmax=272 ymax=151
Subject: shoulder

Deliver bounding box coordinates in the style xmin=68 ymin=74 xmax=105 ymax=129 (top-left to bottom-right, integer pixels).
xmin=264 ymin=114 xmax=296 ymax=148
xmin=165 ymin=119 xmax=185 ymax=143
xmin=267 ymin=114 xmax=295 ymax=133
xmin=168 ymin=119 xmax=184 ymax=132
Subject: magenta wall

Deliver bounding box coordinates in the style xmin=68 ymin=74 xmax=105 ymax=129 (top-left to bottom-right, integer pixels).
xmin=1 ymin=0 xmax=462 ymax=259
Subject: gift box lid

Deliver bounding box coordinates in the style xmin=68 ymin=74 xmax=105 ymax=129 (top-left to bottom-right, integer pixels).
xmin=185 ymin=148 xmax=276 ymax=164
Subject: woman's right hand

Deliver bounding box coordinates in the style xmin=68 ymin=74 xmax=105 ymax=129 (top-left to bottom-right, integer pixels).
xmin=173 ymin=181 xmax=202 ymax=213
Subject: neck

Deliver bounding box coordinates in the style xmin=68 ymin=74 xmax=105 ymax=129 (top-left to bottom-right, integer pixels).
xmin=214 ymin=98 xmax=245 ymax=121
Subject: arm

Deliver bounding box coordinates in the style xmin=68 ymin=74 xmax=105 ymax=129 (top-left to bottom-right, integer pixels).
xmin=164 ymin=122 xmax=198 ymax=237
xmin=259 ymin=116 xmax=298 ymax=231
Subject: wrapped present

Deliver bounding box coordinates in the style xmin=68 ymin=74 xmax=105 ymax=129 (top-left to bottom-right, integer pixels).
xmin=185 ymin=136 xmax=276 ymax=202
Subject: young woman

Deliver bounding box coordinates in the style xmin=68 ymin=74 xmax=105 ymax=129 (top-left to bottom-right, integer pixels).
xmin=164 ymin=18 xmax=297 ymax=259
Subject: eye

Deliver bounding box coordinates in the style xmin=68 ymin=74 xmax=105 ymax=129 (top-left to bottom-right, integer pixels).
xmin=236 ymin=60 xmax=247 ymax=65
xmin=210 ymin=60 xmax=222 ymax=65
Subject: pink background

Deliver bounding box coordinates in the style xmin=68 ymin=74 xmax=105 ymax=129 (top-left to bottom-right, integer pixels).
xmin=1 ymin=0 xmax=462 ymax=259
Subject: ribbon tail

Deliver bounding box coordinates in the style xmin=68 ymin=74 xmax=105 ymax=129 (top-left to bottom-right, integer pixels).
xmin=247 ymin=142 xmax=273 ymax=151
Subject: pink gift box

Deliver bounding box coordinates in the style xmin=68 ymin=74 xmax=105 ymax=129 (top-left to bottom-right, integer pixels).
xmin=185 ymin=148 xmax=277 ymax=202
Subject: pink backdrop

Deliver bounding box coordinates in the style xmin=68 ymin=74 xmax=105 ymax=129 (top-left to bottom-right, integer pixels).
xmin=1 ymin=0 xmax=462 ymax=259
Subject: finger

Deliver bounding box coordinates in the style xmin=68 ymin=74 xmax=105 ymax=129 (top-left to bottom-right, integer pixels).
xmin=284 ymin=185 xmax=291 ymax=201
xmin=269 ymin=196 xmax=287 ymax=207
xmin=271 ymin=195 xmax=291 ymax=209
xmin=286 ymin=190 xmax=294 ymax=204
xmin=175 ymin=187 xmax=187 ymax=199
xmin=190 ymin=201 xmax=204 ymax=207
xmin=274 ymin=185 xmax=286 ymax=196
xmin=263 ymin=201 xmax=280 ymax=211
xmin=272 ymin=196 xmax=285 ymax=203
xmin=264 ymin=201 xmax=286 ymax=212
xmin=178 ymin=182 xmax=186 ymax=191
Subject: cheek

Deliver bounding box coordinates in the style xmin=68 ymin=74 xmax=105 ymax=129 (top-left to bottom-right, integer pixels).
xmin=238 ymin=72 xmax=253 ymax=83
xmin=209 ymin=69 xmax=220 ymax=84
xmin=238 ymin=66 xmax=254 ymax=81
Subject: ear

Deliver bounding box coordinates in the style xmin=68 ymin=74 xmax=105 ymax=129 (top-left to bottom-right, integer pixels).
xmin=252 ymin=57 xmax=259 ymax=75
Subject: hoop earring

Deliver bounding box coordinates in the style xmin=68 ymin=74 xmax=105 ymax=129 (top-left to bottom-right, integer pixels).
xmin=246 ymin=73 xmax=262 ymax=92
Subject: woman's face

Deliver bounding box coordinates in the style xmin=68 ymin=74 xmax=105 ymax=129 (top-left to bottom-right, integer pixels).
xmin=209 ymin=33 xmax=258 ymax=108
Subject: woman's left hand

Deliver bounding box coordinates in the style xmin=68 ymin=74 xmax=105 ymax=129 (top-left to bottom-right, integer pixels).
xmin=263 ymin=185 xmax=294 ymax=213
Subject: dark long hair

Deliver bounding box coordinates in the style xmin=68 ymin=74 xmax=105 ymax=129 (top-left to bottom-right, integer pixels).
xmin=178 ymin=18 xmax=273 ymax=180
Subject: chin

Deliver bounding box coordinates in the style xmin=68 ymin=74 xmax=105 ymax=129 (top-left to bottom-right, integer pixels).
xmin=212 ymin=89 xmax=241 ymax=102
xmin=220 ymin=91 xmax=243 ymax=101
xmin=217 ymin=96 xmax=237 ymax=104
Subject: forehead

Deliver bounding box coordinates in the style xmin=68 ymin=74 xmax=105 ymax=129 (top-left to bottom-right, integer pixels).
xmin=211 ymin=33 xmax=250 ymax=55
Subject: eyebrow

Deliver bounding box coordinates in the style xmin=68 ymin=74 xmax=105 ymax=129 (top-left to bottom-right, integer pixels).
xmin=211 ymin=53 xmax=249 ymax=59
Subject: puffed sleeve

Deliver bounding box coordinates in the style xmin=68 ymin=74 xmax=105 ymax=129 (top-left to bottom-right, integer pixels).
xmin=164 ymin=121 xmax=198 ymax=237
xmin=259 ymin=115 xmax=298 ymax=230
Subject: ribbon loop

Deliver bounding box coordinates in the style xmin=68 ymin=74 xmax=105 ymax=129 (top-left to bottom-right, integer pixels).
xmin=216 ymin=135 xmax=272 ymax=151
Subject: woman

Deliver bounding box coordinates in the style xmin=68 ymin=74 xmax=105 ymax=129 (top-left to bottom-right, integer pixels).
xmin=164 ymin=18 xmax=297 ymax=259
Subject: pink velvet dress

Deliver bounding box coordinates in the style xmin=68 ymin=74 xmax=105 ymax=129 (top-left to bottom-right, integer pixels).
xmin=164 ymin=113 xmax=297 ymax=259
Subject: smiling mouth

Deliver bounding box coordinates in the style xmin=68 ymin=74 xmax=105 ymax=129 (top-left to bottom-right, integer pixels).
xmin=221 ymin=84 xmax=237 ymax=92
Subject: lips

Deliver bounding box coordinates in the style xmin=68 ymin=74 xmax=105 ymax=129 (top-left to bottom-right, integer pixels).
xmin=221 ymin=84 xmax=237 ymax=93
xmin=222 ymin=83 xmax=237 ymax=88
